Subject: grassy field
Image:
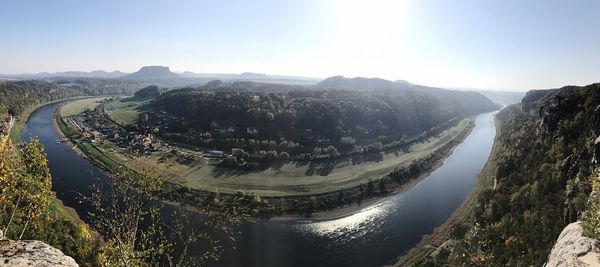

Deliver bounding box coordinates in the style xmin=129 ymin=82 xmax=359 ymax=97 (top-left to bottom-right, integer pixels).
xmin=91 ymin=118 xmax=473 ymax=197
xmin=61 ymin=97 xmax=146 ymax=126
xmin=109 ymin=109 xmax=142 ymax=125
xmin=77 ymin=142 xmax=123 ymax=171
xmin=57 ymin=117 xmax=80 ymax=139
xmin=105 ymin=98 xmax=149 ymax=126
xmin=60 ymin=97 xmax=106 ymax=117
xmin=105 ymin=98 xmax=149 ymax=110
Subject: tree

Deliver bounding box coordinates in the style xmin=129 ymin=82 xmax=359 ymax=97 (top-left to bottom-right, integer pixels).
xmin=85 ymin=164 xmax=259 ymax=266
xmin=86 ymin=166 xmax=168 ymax=266
xmin=164 ymin=192 xmax=259 ymax=266
xmin=0 ymin=137 xmax=54 ymax=239
xmin=340 ymin=136 xmax=356 ymax=151
xmin=231 ymin=148 xmax=247 ymax=158
xmin=325 ymin=146 xmax=339 ymax=158
xmin=279 ymin=151 xmax=290 ymax=161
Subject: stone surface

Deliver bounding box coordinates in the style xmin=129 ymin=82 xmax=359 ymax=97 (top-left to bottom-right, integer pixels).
xmin=0 ymin=240 xmax=78 ymax=267
xmin=546 ymin=221 xmax=600 ymax=267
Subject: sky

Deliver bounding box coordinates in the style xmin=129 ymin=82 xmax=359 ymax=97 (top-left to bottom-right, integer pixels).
xmin=1 ymin=0 xmax=600 ymax=91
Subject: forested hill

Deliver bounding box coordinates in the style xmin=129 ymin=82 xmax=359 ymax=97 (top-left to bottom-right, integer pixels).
xmin=0 ymin=79 xmax=166 ymax=117
xmin=149 ymin=79 xmax=499 ymax=144
xmin=0 ymin=80 xmax=85 ymax=116
xmin=417 ymin=83 xmax=600 ymax=266
xmin=317 ymin=76 xmax=499 ymax=115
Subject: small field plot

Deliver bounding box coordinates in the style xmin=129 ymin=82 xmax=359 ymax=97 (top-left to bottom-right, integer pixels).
xmin=109 ymin=109 xmax=142 ymax=125
xmin=60 ymin=97 xmax=106 ymax=117
xmin=105 ymin=98 xmax=150 ymax=110
xmin=106 ymin=98 xmax=150 ymax=126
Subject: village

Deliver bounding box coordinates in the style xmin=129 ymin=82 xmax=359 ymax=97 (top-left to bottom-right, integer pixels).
xmin=61 ymin=101 xmax=228 ymax=161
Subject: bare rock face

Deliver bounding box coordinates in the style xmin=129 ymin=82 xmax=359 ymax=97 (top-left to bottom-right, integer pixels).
xmin=0 ymin=240 xmax=78 ymax=267
xmin=546 ymin=221 xmax=600 ymax=267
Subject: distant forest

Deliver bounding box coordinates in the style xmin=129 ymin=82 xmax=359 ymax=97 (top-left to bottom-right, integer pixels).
xmin=145 ymin=78 xmax=499 ymax=156
xmin=0 ymin=79 xmax=152 ymax=117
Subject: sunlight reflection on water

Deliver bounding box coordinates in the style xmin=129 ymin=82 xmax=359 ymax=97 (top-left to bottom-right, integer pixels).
xmin=293 ymin=199 xmax=399 ymax=245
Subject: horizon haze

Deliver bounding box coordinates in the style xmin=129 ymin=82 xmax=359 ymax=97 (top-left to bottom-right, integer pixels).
xmin=2 ymin=0 xmax=600 ymax=91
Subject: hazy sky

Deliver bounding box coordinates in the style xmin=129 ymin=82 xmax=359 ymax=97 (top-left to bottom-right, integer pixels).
xmin=1 ymin=0 xmax=599 ymax=91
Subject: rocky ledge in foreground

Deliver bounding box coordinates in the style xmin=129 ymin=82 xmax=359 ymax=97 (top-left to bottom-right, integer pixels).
xmin=546 ymin=221 xmax=600 ymax=267
xmin=0 ymin=239 xmax=78 ymax=267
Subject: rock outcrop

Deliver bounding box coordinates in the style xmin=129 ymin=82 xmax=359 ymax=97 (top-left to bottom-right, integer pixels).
xmin=546 ymin=221 xmax=600 ymax=267
xmin=0 ymin=239 xmax=78 ymax=267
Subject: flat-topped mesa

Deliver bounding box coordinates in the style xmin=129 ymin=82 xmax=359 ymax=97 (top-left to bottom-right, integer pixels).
xmin=124 ymin=66 xmax=181 ymax=80
xmin=0 ymin=239 xmax=78 ymax=267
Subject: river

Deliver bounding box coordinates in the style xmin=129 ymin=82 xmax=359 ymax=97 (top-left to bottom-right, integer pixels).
xmin=21 ymin=103 xmax=497 ymax=267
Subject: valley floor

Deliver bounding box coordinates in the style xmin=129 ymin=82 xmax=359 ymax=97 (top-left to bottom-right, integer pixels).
xmin=55 ymin=98 xmax=479 ymax=217
xmin=59 ymin=98 xmax=473 ymax=197
xmin=161 ymin=118 xmax=471 ymax=196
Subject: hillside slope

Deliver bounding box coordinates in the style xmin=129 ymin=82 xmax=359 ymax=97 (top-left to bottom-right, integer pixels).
xmin=412 ymin=83 xmax=600 ymax=266
xmin=149 ymin=78 xmax=499 ymax=147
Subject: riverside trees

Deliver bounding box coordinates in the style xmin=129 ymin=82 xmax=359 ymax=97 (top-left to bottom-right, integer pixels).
xmin=0 ymin=137 xmax=98 ymax=262
xmin=85 ymin=165 xmax=259 ymax=266
xmin=1 ymin=138 xmax=54 ymax=239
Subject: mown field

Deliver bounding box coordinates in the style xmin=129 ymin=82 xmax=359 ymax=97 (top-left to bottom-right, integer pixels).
xmin=105 ymin=98 xmax=149 ymax=125
xmin=59 ymin=97 xmax=106 ymax=117
xmin=109 ymin=109 xmax=141 ymax=125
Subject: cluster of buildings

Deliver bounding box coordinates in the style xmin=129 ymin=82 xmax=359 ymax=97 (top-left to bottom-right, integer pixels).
xmin=121 ymin=132 xmax=162 ymax=155
xmin=0 ymin=115 xmax=14 ymax=137
xmin=67 ymin=110 xmax=161 ymax=155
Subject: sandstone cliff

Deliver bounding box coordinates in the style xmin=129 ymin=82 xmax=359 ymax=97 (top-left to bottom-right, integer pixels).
xmin=0 ymin=235 xmax=78 ymax=267
xmin=546 ymin=222 xmax=600 ymax=267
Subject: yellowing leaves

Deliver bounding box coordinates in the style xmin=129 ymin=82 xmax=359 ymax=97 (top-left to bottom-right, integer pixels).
xmin=0 ymin=137 xmax=54 ymax=239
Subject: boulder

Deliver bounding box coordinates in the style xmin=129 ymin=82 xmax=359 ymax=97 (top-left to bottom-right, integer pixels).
xmin=0 ymin=240 xmax=78 ymax=267
xmin=546 ymin=221 xmax=600 ymax=267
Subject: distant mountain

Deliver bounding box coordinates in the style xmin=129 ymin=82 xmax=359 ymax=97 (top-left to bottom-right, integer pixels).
xmin=123 ymin=66 xmax=181 ymax=80
xmin=1 ymin=67 xmax=319 ymax=86
xmin=318 ymin=76 xmax=401 ymax=90
xmin=317 ymin=76 xmax=501 ymax=114
xmin=178 ymin=71 xmax=319 ymax=85
xmin=57 ymin=70 xmax=128 ymax=78
xmin=318 ymin=76 xmax=457 ymax=93
xmin=179 ymin=71 xmax=266 ymax=79
xmin=180 ymin=71 xmax=199 ymax=78
xmin=0 ymin=70 xmax=128 ymax=79
xmin=477 ymin=90 xmax=526 ymax=106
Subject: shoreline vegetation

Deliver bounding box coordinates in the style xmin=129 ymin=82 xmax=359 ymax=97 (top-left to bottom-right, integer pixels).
xmin=54 ymin=97 xmax=478 ymax=218
xmin=6 ymin=96 xmax=103 ymax=224
xmin=2 ymin=97 xmax=106 ymax=264
xmin=8 ymin=96 xmax=94 ymax=142
xmin=395 ymin=114 xmax=500 ymax=266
